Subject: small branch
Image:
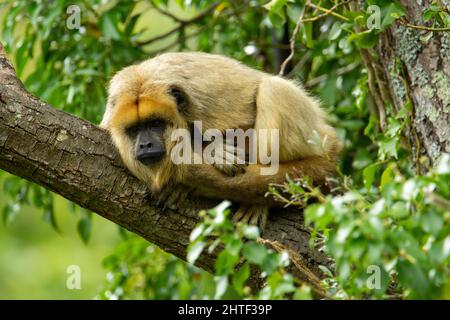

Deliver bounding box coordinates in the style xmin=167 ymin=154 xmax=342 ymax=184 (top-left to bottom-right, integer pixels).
xmin=258 ymin=238 xmax=328 ymax=299
xmin=279 ymin=0 xmax=310 ymax=76
xmin=147 ymin=27 xmax=206 ymax=55
xmin=137 ymin=3 xmax=219 ymax=46
xmin=279 ymin=1 xmax=352 ymax=76
xmin=286 ymin=51 xmax=312 ymax=78
xmin=305 ymin=61 xmax=361 ymax=87
xmin=152 ymin=5 xmax=185 ymax=23
xmin=303 ymin=1 xmax=350 ymax=23
xmin=398 ymin=18 xmax=450 ymax=32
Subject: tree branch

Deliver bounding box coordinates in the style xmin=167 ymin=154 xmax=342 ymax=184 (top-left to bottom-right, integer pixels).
xmin=137 ymin=3 xmax=219 ymax=46
xmin=0 ymin=44 xmax=330 ymax=288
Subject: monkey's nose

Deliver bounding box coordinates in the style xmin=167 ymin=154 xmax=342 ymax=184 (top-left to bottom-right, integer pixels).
xmin=136 ymin=143 xmax=165 ymax=165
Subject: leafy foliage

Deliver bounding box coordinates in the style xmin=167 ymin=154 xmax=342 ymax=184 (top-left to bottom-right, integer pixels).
xmin=98 ymin=234 xmax=214 ymax=299
xmin=187 ymin=202 xmax=313 ymax=299
xmin=300 ymin=155 xmax=450 ymax=299
xmin=1 ymin=0 xmax=449 ymax=299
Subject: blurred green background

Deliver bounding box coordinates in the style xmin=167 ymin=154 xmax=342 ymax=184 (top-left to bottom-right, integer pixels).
xmin=1 ymin=0 xmax=448 ymax=300
xmin=0 ymin=0 xmax=180 ymax=299
xmin=0 ymin=0 xmax=218 ymax=300
xmin=0 ymin=177 xmax=120 ymax=299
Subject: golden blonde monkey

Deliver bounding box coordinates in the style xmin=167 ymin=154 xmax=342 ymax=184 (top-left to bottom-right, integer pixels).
xmin=100 ymin=52 xmax=342 ymax=229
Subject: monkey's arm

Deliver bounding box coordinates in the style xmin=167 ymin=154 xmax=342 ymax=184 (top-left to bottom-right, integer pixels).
xmin=184 ymin=155 xmax=338 ymax=206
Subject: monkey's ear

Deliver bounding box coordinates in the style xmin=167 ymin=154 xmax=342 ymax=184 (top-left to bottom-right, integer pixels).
xmin=100 ymin=98 xmax=115 ymax=129
xmin=168 ymin=86 xmax=189 ymax=113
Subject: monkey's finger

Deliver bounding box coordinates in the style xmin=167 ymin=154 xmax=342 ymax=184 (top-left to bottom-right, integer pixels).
xmin=156 ymin=192 xmax=171 ymax=211
xmin=156 ymin=186 xmax=173 ymax=206
xmin=167 ymin=187 xmax=188 ymax=209
xmin=259 ymin=208 xmax=268 ymax=231
xmin=249 ymin=206 xmax=266 ymax=227
xmin=239 ymin=211 xmax=252 ymax=225
xmin=232 ymin=205 xmax=249 ymax=223
xmin=177 ymin=188 xmax=191 ymax=206
xmin=249 ymin=211 xmax=260 ymax=226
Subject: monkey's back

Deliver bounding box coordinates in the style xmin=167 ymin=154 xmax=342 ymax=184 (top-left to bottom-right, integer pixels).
xmin=139 ymin=52 xmax=266 ymax=130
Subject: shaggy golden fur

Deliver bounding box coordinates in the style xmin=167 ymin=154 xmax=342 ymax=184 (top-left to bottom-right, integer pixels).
xmin=101 ymin=52 xmax=342 ymax=229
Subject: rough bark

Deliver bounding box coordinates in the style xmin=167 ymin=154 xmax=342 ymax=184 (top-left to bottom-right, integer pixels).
xmin=376 ymin=0 xmax=450 ymax=164
xmin=0 ymin=44 xmax=329 ymax=290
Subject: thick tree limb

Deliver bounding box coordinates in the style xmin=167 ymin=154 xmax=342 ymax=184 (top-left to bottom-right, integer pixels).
xmin=352 ymin=0 xmax=450 ymax=167
xmin=0 ymin=44 xmax=329 ymax=289
xmin=376 ymin=0 xmax=450 ymax=165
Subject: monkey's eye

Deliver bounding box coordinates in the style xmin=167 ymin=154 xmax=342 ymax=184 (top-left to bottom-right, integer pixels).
xmin=125 ymin=124 xmax=140 ymax=138
xmin=168 ymin=86 xmax=188 ymax=111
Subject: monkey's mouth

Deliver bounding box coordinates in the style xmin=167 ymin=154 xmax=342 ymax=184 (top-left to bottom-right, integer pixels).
xmin=136 ymin=151 xmax=165 ymax=166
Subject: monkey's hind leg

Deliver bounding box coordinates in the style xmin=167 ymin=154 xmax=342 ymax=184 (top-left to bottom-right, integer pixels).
xmin=232 ymin=204 xmax=269 ymax=231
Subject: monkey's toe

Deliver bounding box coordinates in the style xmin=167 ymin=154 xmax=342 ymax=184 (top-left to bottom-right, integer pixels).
xmin=232 ymin=204 xmax=269 ymax=231
xmin=155 ymin=184 xmax=192 ymax=212
xmin=214 ymin=163 xmax=246 ymax=177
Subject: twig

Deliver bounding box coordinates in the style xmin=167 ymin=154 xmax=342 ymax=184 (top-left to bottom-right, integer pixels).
xmin=305 ymin=61 xmax=361 ymax=87
xmin=137 ymin=3 xmax=219 ymax=46
xmin=258 ymin=238 xmax=328 ymax=299
xmin=286 ymin=51 xmax=312 ymax=78
xmin=152 ymin=5 xmax=185 ymax=23
xmin=398 ymin=18 xmax=450 ymax=32
xmin=279 ymin=0 xmax=310 ymax=76
xmin=146 ymin=27 xmax=206 ymax=55
xmin=303 ymin=1 xmax=350 ymax=23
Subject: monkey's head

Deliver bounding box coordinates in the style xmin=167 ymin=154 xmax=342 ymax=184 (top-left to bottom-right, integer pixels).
xmin=100 ymin=64 xmax=190 ymax=193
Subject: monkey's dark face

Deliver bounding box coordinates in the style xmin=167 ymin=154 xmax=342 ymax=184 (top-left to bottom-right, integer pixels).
xmin=126 ymin=118 xmax=167 ymax=166
xmin=104 ymin=79 xmax=190 ymax=192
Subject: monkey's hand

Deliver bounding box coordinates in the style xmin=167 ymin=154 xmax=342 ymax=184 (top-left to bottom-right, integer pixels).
xmin=211 ymin=142 xmax=247 ymax=177
xmin=155 ymin=183 xmax=194 ymax=212
xmin=232 ymin=204 xmax=269 ymax=231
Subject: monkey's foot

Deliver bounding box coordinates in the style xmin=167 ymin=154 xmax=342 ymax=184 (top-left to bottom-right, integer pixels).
xmin=212 ymin=143 xmax=247 ymax=177
xmin=156 ymin=184 xmax=193 ymax=212
xmin=213 ymin=162 xmax=246 ymax=177
xmin=232 ymin=205 xmax=269 ymax=230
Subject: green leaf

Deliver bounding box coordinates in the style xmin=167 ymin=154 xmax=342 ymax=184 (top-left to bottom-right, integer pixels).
xmin=77 ymin=215 xmax=92 ymax=244
xmin=99 ymin=11 xmax=121 ymax=40
xmin=420 ymin=31 xmax=434 ymax=43
xmin=214 ymin=275 xmax=228 ymax=299
xmin=363 ymin=163 xmax=379 ymax=190
xmin=242 ymin=242 xmax=268 ymax=266
xmin=42 ymin=206 xmax=60 ymax=233
xmin=293 ymin=285 xmax=313 ymax=300
xmin=397 ymin=259 xmax=431 ymax=299
xmin=232 ymin=262 xmax=250 ymax=295
xmin=380 ymin=165 xmax=395 ymax=191
xmin=189 ymin=225 xmax=204 ymax=242
xmin=435 ymin=153 xmax=450 ymax=175
xmin=348 ymin=30 xmax=379 ymax=49
xmin=302 ymin=22 xmax=314 ymax=48
xmin=242 ymin=225 xmax=260 ymax=239
xmin=263 ymin=0 xmax=290 ymax=14
xmin=187 ymin=241 xmax=205 ymax=264
xmin=3 ymin=203 xmax=20 ymax=225
xmin=215 ymin=251 xmax=239 ymax=275
xmin=379 ymin=137 xmax=398 ymax=160
xmin=352 ymin=149 xmax=373 ymax=170
xmin=423 ymin=7 xmax=439 ymax=22
xmin=329 ymin=22 xmax=342 ymax=41
xmin=340 ymin=120 xmax=366 ymax=130
xmin=420 ymin=211 xmax=443 ymax=235
xmin=381 ymin=2 xmax=406 ymax=30
xmin=390 ymin=202 xmax=409 ymax=219
xmin=264 ymin=0 xmax=291 ymax=27
xmin=261 ymin=251 xmax=281 ymax=275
